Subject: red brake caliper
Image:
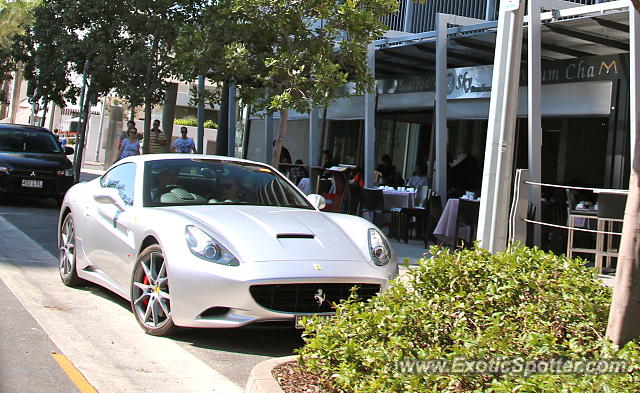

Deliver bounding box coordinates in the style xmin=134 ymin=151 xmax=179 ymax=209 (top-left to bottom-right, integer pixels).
xmin=142 ymin=275 xmax=150 ymax=307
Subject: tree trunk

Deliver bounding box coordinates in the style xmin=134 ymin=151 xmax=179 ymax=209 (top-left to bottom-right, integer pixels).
xmin=142 ymin=92 xmax=152 ymax=154
xmin=0 ymin=79 xmax=10 ymax=119
xmin=606 ymin=161 xmax=640 ymax=346
xmin=272 ymin=109 xmax=288 ymax=167
xmin=40 ymin=100 xmax=48 ymax=127
xmin=8 ymin=66 xmax=22 ymax=123
xmin=605 ymin=0 xmax=640 ymax=347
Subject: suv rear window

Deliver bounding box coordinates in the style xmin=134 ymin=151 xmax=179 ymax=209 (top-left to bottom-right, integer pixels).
xmin=0 ymin=128 xmax=62 ymax=153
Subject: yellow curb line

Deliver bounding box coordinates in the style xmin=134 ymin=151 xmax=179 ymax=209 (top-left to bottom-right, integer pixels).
xmin=51 ymin=352 xmax=99 ymax=393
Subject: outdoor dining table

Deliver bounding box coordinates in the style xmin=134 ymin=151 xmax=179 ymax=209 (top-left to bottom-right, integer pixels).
xmin=362 ymin=188 xmax=416 ymax=223
xmin=433 ymin=198 xmax=480 ymax=245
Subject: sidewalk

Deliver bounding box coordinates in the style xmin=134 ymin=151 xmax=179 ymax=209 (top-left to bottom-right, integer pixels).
xmin=80 ymin=160 xmax=106 ymax=175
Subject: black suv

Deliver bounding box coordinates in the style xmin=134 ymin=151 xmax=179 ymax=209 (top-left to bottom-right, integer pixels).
xmin=0 ymin=124 xmax=75 ymax=204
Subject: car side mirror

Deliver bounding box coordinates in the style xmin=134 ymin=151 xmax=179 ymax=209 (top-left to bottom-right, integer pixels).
xmin=64 ymin=146 xmax=74 ymax=155
xmin=307 ymin=194 xmax=326 ymax=210
xmin=93 ymin=188 xmax=127 ymax=211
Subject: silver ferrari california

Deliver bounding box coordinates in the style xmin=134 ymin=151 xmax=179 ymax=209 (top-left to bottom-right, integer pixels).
xmin=58 ymin=154 xmax=397 ymax=336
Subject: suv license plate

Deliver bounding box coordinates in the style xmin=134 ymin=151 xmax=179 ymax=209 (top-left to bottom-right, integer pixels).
xmin=22 ymin=179 xmax=43 ymax=188
xmin=294 ymin=314 xmax=334 ymax=329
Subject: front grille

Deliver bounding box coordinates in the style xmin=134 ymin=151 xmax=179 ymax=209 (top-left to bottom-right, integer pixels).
xmin=249 ymin=283 xmax=380 ymax=313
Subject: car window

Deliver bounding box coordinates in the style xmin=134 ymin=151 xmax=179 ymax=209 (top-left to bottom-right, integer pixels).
xmin=143 ymin=158 xmax=313 ymax=209
xmin=101 ymin=162 xmax=137 ymax=206
xmin=0 ymin=128 xmax=62 ymax=153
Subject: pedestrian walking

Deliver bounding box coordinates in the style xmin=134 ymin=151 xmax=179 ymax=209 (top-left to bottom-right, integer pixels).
xmin=116 ymin=120 xmax=136 ymax=151
xmin=148 ymin=119 xmax=167 ymax=154
xmin=171 ymin=127 xmax=198 ymax=153
xmin=117 ymin=127 xmax=141 ymax=160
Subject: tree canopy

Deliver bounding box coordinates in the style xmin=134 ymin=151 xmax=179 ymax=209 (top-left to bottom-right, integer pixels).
xmin=174 ymin=0 xmax=397 ymax=164
xmin=0 ymin=0 xmax=39 ymax=104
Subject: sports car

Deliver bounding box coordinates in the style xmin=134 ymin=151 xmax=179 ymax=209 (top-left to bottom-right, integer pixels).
xmin=58 ymin=154 xmax=397 ymax=336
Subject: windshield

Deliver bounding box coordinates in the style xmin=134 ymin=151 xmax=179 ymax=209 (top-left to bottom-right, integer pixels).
xmin=0 ymin=128 xmax=62 ymax=153
xmin=143 ymin=158 xmax=313 ymax=209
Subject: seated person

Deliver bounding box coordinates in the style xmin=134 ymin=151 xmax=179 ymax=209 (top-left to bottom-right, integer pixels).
xmin=406 ymin=164 xmax=429 ymax=189
xmin=150 ymin=167 xmax=180 ymax=202
xmin=150 ymin=167 xmax=205 ymax=204
xmin=209 ymin=177 xmax=241 ymax=203
xmin=350 ymin=166 xmax=365 ymax=188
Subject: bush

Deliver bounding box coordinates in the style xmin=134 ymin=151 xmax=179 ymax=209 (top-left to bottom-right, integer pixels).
xmin=174 ymin=117 xmax=217 ymax=129
xmin=299 ymin=246 xmax=640 ymax=392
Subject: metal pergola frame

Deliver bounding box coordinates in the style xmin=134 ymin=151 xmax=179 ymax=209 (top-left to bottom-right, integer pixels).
xmin=362 ymin=0 xmax=635 ymax=252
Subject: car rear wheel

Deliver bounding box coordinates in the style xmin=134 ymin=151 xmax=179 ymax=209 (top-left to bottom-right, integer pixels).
xmin=131 ymin=245 xmax=178 ymax=336
xmin=59 ymin=213 xmax=83 ymax=286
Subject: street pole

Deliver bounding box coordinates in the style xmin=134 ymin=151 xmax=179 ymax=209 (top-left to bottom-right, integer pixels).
xmin=476 ymin=0 xmax=525 ymax=253
xmin=228 ymin=81 xmax=236 ymax=157
xmin=73 ymin=60 xmax=89 ymax=183
xmin=364 ymin=43 xmax=376 ymax=188
xmin=528 ymin=0 xmax=542 ymax=247
xmin=95 ymin=96 xmax=108 ymax=162
xmin=197 ymin=75 xmax=205 ymax=154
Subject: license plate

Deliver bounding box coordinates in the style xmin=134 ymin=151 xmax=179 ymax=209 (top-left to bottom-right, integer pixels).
xmin=22 ymin=179 xmax=43 ymax=188
xmin=294 ymin=313 xmax=335 ymax=329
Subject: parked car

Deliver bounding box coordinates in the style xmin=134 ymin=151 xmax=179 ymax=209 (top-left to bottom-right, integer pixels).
xmin=58 ymin=154 xmax=398 ymax=336
xmin=0 ymin=124 xmax=75 ymax=205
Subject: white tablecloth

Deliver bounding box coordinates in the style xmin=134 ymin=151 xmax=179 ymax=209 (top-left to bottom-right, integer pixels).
xmin=297 ymin=178 xmax=335 ymax=195
xmin=570 ymin=207 xmax=597 ymax=228
xmin=362 ymin=189 xmax=416 ymax=223
xmin=433 ymin=198 xmax=480 ymax=245
xmin=383 ymin=190 xmax=416 ymax=210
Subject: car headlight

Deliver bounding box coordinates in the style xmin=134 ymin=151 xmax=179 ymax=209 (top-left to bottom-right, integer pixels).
xmin=56 ymin=168 xmax=74 ymax=176
xmin=368 ymin=228 xmax=391 ymax=266
xmin=185 ymin=225 xmax=239 ymax=266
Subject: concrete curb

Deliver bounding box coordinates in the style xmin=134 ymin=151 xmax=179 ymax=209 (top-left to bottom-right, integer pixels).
xmin=245 ymin=355 xmax=298 ymax=393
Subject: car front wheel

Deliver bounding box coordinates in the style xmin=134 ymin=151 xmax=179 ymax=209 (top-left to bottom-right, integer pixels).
xmin=131 ymin=245 xmax=178 ymax=336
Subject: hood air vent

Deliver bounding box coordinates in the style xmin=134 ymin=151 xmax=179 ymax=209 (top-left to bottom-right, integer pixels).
xmin=276 ymin=234 xmax=315 ymax=239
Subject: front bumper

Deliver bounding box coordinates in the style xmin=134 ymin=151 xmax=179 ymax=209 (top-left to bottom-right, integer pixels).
xmin=165 ymin=251 xmax=396 ymax=328
xmin=0 ymin=172 xmax=73 ymax=199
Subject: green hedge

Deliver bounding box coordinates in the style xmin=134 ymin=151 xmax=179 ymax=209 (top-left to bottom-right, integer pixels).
xmin=299 ymin=246 xmax=640 ymax=392
xmin=174 ymin=117 xmax=217 ymax=129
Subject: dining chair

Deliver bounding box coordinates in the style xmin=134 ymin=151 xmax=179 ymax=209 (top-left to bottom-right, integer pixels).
xmin=396 ymin=186 xmax=431 ymax=243
xmin=453 ymin=199 xmax=480 ymax=249
xmin=425 ymin=194 xmax=443 ymax=247
xmin=565 ymin=189 xmax=597 ymax=259
xmin=346 ymin=183 xmax=362 ymax=215
xmin=360 ymin=188 xmax=388 ymax=228
xmin=595 ymin=193 xmax=627 ymax=273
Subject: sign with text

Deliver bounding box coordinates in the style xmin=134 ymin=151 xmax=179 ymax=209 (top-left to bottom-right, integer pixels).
xmin=503 ymin=0 xmax=521 ymax=11
xmin=375 ymin=54 xmax=627 ymax=98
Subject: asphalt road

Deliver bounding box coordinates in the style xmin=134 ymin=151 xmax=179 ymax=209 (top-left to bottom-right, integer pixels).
xmin=0 ymin=173 xmax=305 ymax=392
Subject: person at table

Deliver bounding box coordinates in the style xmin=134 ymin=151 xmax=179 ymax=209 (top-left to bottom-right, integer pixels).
xmin=289 ymin=159 xmax=308 ymax=185
xmin=385 ymin=171 xmax=405 ymax=188
xmin=322 ymin=150 xmax=335 ymax=170
xmin=350 ymin=166 xmax=365 ymax=188
xmin=406 ymin=164 xmax=429 ymax=188
xmin=377 ymin=154 xmax=397 ymax=184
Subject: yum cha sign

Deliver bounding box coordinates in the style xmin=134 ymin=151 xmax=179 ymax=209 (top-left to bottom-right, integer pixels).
xmin=377 ymin=55 xmax=626 ymax=98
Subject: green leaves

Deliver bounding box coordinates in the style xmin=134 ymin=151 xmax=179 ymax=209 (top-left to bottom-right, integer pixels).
xmin=299 ymin=245 xmax=640 ymax=392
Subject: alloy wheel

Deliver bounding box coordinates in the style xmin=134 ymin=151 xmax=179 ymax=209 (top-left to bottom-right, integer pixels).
xmin=132 ymin=250 xmax=172 ymax=330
